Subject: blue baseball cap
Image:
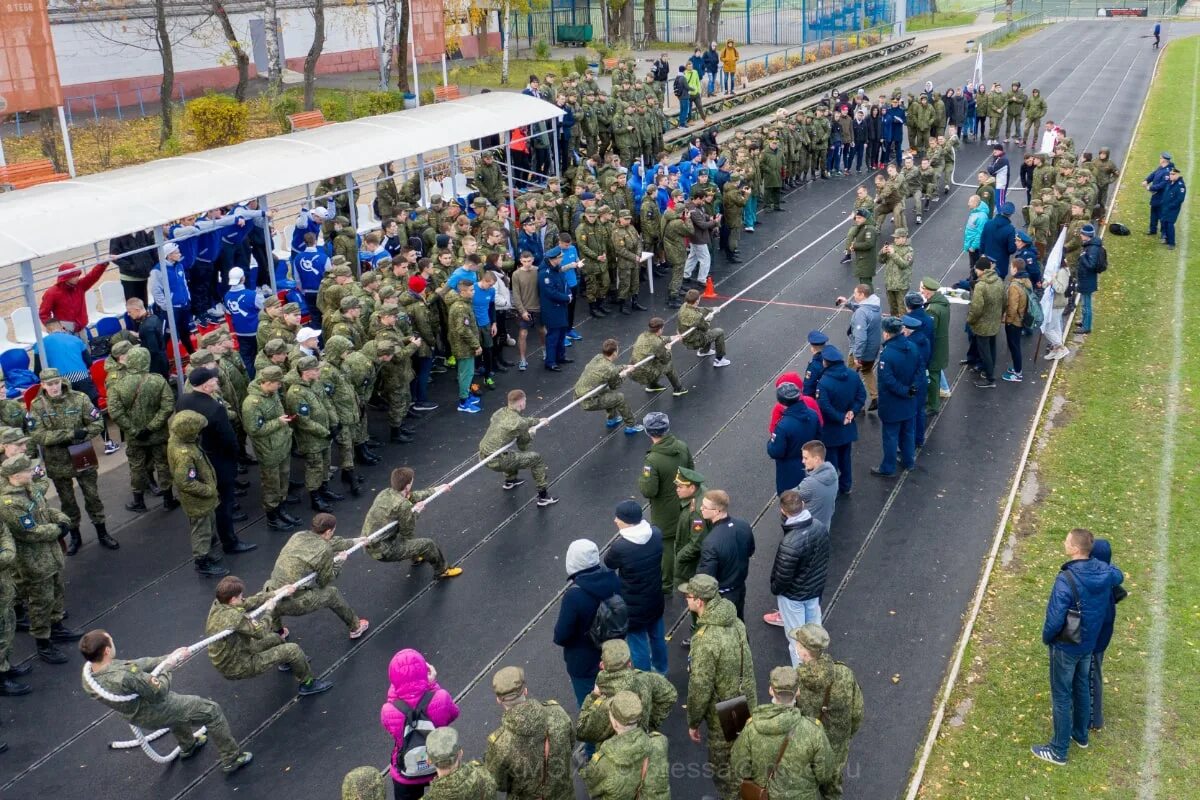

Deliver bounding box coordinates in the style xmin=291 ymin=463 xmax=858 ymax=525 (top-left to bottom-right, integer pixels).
xmin=807 ymin=330 xmax=829 ymax=345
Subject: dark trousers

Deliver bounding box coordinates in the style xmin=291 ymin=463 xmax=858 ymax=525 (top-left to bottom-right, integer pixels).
xmin=826 ymin=442 xmax=853 ymax=493
xmin=411 ymin=356 xmax=433 ymax=403
xmin=236 ymin=334 xmax=257 ymax=379
xmin=846 ymin=142 xmax=864 ymax=171
xmin=169 ymin=307 xmax=195 ymax=355
xmin=188 ymin=260 xmax=215 ymax=316
xmin=1162 ymin=217 xmax=1177 ymax=246
xmin=1089 ymin=650 xmax=1106 ymax=730
xmin=391 ymin=778 xmax=427 ymax=800
xmin=545 ymin=327 xmax=567 ymax=367
xmin=303 ymin=291 xmax=322 ymax=330
xmin=212 ymin=459 xmax=239 ymax=549
xmin=566 ymin=292 xmax=578 ymax=329
xmin=825 ymin=145 xmax=841 ymax=173
xmin=721 ymin=587 xmax=746 ymax=621
xmin=868 ymin=139 xmax=881 ymax=165
xmin=879 ymin=417 xmax=915 ymax=474
xmin=1005 ymin=323 xmax=1024 ymax=374
xmin=121 ymin=279 xmax=148 ymax=304
xmin=976 ymin=333 xmax=998 ymax=381
xmin=1148 ymin=203 xmax=1162 ymax=234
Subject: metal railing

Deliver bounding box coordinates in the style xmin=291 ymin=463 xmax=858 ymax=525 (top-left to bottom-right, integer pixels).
xmin=7 ymin=85 xmax=189 ymax=134
xmin=975 ymin=11 xmax=1047 ymax=46
xmin=734 ymin=22 xmax=896 ymax=76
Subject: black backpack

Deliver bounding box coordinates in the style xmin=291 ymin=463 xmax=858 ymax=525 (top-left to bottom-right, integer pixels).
xmin=391 ymin=691 xmax=437 ymax=779
xmin=589 ymin=593 xmax=629 ymax=648
xmin=1093 ymin=244 xmax=1108 ymax=273
xmin=673 ymin=75 xmax=686 ymax=98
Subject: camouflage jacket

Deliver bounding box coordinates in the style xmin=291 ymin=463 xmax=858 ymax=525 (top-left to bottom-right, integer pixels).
xmin=484 ymin=698 xmax=575 ymax=800
xmin=0 ymin=481 xmax=68 ymax=578
xmin=882 ymin=243 xmax=914 ymax=293
xmin=167 ymin=411 xmax=219 ymax=518
xmin=82 ymin=655 xmax=178 ymax=726
xmin=794 ymin=653 xmax=864 ymax=755
xmin=205 ymin=591 xmax=284 ymax=678
xmin=360 ymin=486 xmax=435 ymax=558
xmin=107 ymin=348 xmax=174 ymax=444
xmin=28 ymin=388 xmax=104 ymax=479
xmin=628 ymin=331 xmax=673 ymax=385
xmin=285 ymin=378 xmax=334 ymax=451
xmin=576 ymin=665 xmax=678 ymax=744
xmin=729 ymin=703 xmax=835 ymax=799
xmin=241 ymin=381 xmax=292 ymax=465
xmin=267 ymin=529 xmax=353 ymax=590
xmin=686 ymin=596 xmax=757 ymax=729
xmin=427 ymin=761 xmax=498 ymax=800
xmin=574 ymin=355 xmax=624 ymax=401
xmin=677 ymin=304 xmax=713 ymax=350
xmin=581 ymin=727 xmax=670 ymax=800
xmin=479 ymin=407 xmax=539 ymax=458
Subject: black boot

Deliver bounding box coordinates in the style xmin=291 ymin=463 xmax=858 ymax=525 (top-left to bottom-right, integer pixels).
xmin=0 ymin=677 xmax=30 ymax=696
xmin=265 ymin=507 xmax=291 ymax=531
xmin=162 ymin=488 xmax=181 ymax=511
xmin=277 ymin=506 xmax=302 ymax=526
xmin=589 ymin=302 xmax=604 ymax=318
xmin=96 ymin=523 xmax=119 ymax=550
xmin=618 ymin=300 xmax=631 ymax=315
xmin=194 ymin=557 xmax=230 ymax=578
xmin=288 ymin=478 xmax=304 ymax=491
xmin=65 ymin=528 xmax=82 ymax=557
xmin=147 ymin=477 xmax=163 ymax=497
xmin=49 ymin=622 xmax=83 ymax=642
xmin=390 ymin=426 xmax=413 ymax=444
xmin=310 ymin=490 xmax=333 ymax=513
xmin=125 ymin=492 xmax=147 ymax=512
xmin=356 ymin=444 xmax=381 ymax=465
xmin=340 ymin=469 xmax=363 ymax=497
xmin=631 ymin=295 xmax=648 ymax=311
xmin=319 ymin=482 xmax=345 ymax=502
xmin=36 ymin=639 xmax=67 ymax=665
xmin=14 ymin=605 xmax=28 ymax=632
xmin=284 ymin=492 xmax=302 ymax=505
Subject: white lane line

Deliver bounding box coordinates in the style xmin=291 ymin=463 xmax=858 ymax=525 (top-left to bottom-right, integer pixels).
xmin=1138 ymin=35 xmax=1195 ymax=800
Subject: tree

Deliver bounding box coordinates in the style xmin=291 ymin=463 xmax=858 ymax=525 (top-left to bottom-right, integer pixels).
xmin=211 ymin=0 xmax=249 ymax=101
xmin=153 ymin=0 xmax=176 ymax=146
xmin=605 ymin=0 xmax=633 ymax=45
xmin=264 ymin=0 xmax=283 ymax=94
xmin=303 ymin=0 xmax=327 ymax=111
xmin=397 ymin=0 xmax=411 ymax=92
xmin=643 ymin=0 xmax=658 ymax=45
xmin=380 ymin=0 xmax=398 ymax=88
xmin=501 ymin=0 xmax=512 ymax=85
xmin=694 ymin=0 xmax=724 ymax=46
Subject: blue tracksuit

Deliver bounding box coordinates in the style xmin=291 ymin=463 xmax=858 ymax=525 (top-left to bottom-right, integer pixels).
xmin=292 ymin=247 xmax=329 ymax=293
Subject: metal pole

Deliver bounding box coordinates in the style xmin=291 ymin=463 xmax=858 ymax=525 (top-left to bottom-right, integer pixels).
xmin=450 ymin=144 xmax=461 ymax=190
xmin=56 ymin=106 xmax=77 ymax=178
xmin=503 ymin=132 xmax=517 ymax=215
xmin=257 ymin=195 xmax=279 ymax=293
xmin=417 ymin=152 xmax=428 ymax=207
xmin=550 ymin=118 xmax=561 ymax=181
xmin=746 ymin=0 xmax=752 ymax=43
xmin=152 ymin=227 xmax=187 ymax=395
xmin=441 ymin=52 xmax=449 ymax=87
xmin=18 ymin=261 xmax=48 ymax=368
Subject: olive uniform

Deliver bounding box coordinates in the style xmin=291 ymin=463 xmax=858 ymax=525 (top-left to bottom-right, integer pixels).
xmin=27 ymin=369 xmax=106 ymax=531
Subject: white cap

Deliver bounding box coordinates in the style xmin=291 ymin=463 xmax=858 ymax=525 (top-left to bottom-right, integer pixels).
xmin=161 ymin=242 xmax=180 ymax=258
xmin=297 ymin=326 xmax=322 ymax=341
xmin=228 ymin=267 xmax=245 ymax=285
xmin=310 ymin=207 xmax=329 ymax=220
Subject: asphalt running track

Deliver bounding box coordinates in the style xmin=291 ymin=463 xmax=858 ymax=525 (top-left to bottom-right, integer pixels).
xmin=0 ymin=21 xmax=1174 ymax=800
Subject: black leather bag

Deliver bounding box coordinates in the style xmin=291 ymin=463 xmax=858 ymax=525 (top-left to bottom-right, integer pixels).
xmin=1055 ymin=570 xmax=1083 ymax=646
xmin=716 ymin=641 xmax=751 ymax=742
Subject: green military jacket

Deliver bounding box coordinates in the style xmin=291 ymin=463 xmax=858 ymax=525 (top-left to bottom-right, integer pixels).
xmin=574 ymin=355 xmax=624 ymax=405
xmin=28 ymin=388 xmax=104 ymax=479
xmin=628 ymin=331 xmax=673 ymax=386
xmin=375 ymin=176 xmax=401 ymax=220
xmin=166 ymin=411 xmax=219 ymax=519
xmin=924 ymin=290 xmax=951 ymax=372
xmin=677 ymin=304 xmax=713 ymax=350
xmin=673 ymin=488 xmax=711 ymax=582
xmin=850 ymin=223 xmax=877 ymax=282
xmin=610 ymin=224 xmax=642 ymax=271
xmin=268 ymin=529 xmax=352 ymax=590
xmin=574 ymin=221 xmax=606 ymax=269
xmin=638 ymin=434 xmax=693 ymax=538
xmin=0 ymin=481 xmax=68 ymax=578
xmin=966 ymin=268 xmax=1005 ymax=337
xmin=285 ymin=378 xmax=334 ymax=452
xmin=760 ymin=148 xmax=784 ymax=189
xmin=319 ymin=360 xmax=358 ymax=430
xmin=1006 ymin=88 xmax=1027 ymax=117
xmin=874 ymin=182 xmax=901 ymax=214
xmin=484 ymin=698 xmax=575 ymax=800
xmin=581 ymin=728 xmax=670 ymax=800
xmin=204 ymin=591 xmax=281 ymax=678
xmin=427 ymin=761 xmax=498 ymax=800
xmin=722 ymin=185 xmax=747 ymax=227
xmin=107 ymin=348 xmax=173 ymax=445
xmin=446 ymin=297 xmax=480 ymax=359
xmin=576 ymin=665 xmax=678 ymax=744
xmin=686 ymin=597 xmax=757 ymax=729
xmin=1025 ymin=92 xmax=1047 ymax=121
xmin=729 ymin=703 xmax=836 ymax=800
xmin=795 ymin=654 xmax=864 ymax=757
xmin=360 ymin=486 xmax=435 ymax=558
xmin=479 ymin=407 xmax=539 ymax=458
xmin=82 ymin=655 xmax=176 ymax=725
xmin=241 ymin=380 xmax=292 ymax=465
xmin=882 ymin=243 xmax=914 ymax=293
xmin=342 ymin=350 xmax=380 ymax=404
xmin=661 ymin=211 xmax=691 ymax=261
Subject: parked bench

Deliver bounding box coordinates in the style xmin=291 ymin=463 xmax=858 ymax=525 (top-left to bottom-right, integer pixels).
xmin=433 ymin=85 xmax=462 ymax=102
xmin=288 ymin=110 xmax=329 ymax=132
xmin=0 ymin=159 xmax=69 ymax=191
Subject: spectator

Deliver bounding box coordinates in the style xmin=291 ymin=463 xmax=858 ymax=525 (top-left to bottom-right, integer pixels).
xmin=124 ymin=298 xmax=168 ymax=378
xmin=38 ymin=261 xmax=110 ymax=337
xmin=797 ymin=440 xmax=838 ymax=530
xmin=674 ymin=66 xmax=691 ymax=128
xmin=719 ymin=39 xmax=739 ymax=96
xmin=1075 ymin=224 xmax=1105 ymax=334
xmin=815 ymin=346 xmax=865 ymax=496
xmin=1002 ymin=262 xmax=1032 ymax=383
xmin=149 ymin=242 xmax=195 ymax=355
xmin=850 ymin=109 xmax=868 ymax=173
xmin=696 ymin=489 xmax=755 ymax=620
xmin=1159 ymin=165 xmax=1185 ymax=250
xmin=840 ymin=284 xmax=882 ymax=411
xmin=980 ymin=201 xmax=1017 ymax=279
xmin=652 ymin=53 xmax=671 ymax=107
xmin=1089 ymin=538 xmax=1122 ymax=732
xmin=768 ymin=490 xmax=830 ymax=664
xmin=1032 ymin=528 xmax=1124 ymax=765
xmin=963 ymin=194 xmax=989 ymax=268
xmin=553 ymin=539 xmax=621 ymax=708
xmin=702 ymin=41 xmax=720 ymax=96
xmin=109 ymin=230 xmax=156 ymax=303
xmin=685 ymin=62 xmax=704 ymax=124
xmin=39 ymin=319 xmax=94 ymax=396
xmin=987 ymin=144 xmax=1010 ymax=207
xmin=224 ymin=268 xmax=262 ymax=377
xmin=867 ymin=105 xmax=883 ymax=169
xmin=767 ymin=382 xmax=820 ymax=496
xmin=604 ymin=500 xmax=667 ymax=676
xmin=689 ymin=47 xmax=705 ymax=76
xmin=966 ymin=257 xmax=1004 ymax=388
xmin=380 ymin=648 xmax=460 ymax=799
xmin=1141 ymin=152 xmax=1173 ymax=237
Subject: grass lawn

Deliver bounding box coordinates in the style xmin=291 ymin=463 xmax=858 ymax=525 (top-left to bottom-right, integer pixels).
xmin=907 ymin=11 xmax=979 ymax=31
xmin=449 ymin=58 xmax=578 ymax=89
xmin=914 ymin=35 xmax=1200 ymax=800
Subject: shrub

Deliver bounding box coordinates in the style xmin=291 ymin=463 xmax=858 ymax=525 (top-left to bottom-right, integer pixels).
xmin=420 ymin=88 xmax=435 ymax=106
xmin=804 ymin=51 xmax=817 ymax=64
xmin=767 ymin=57 xmax=784 ymax=75
xmin=558 ymin=60 xmax=571 ymax=77
xmin=185 ymin=94 xmax=249 ymax=149
xmin=786 ymin=53 xmax=804 ymax=69
xmin=746 ymin=61 xmax=766 ymax=81
xmin=354 ymin=90 xmax=405 ymax=117
xmin=573 ymin=53 xmax=589 ymax=74
xmin=315 ymin=92 xmax=352 ymax=122
xmin=271 ymin=93 xmax=302 ymax=132
xmin=534 ymin=38 xmax=551 ymax=59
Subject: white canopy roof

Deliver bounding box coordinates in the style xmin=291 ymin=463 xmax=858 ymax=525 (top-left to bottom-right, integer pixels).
xmin=0 ymin=91 xmax=562 ymax=269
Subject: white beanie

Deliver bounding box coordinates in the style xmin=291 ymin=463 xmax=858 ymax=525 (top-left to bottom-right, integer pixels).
xmin=310 ymin=206 xmax=329 ymax=220
xmin=228 ymin=267 xmax=245 ymax=286
xmin=161 ymin=242 xmax=180 ymax=258
xmin=565 ymin=539 xmax=600 ymax=576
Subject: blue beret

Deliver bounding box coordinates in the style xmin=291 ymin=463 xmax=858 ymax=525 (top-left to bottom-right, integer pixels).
xmin=544 ymin=246 xmax=562 ymax=258
xmin=882 ymin=316 xmax=904 ymax=334
xmin=901 ymin=315 xmax=922 ymax=329
xmin=821 ymin=345 xmax=844 ymax=363
xmin=1016 ymin=230 xmax=1033 ymax=244
xmin=807 ymin=330 xmax=829 ymax=345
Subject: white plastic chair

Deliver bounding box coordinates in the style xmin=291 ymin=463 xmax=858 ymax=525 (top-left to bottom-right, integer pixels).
xmin=99 ymin=281 xmax=127 ymax=316
xmin=274 ymin=226 xmax=294 ymax=264
xmin=85 ymin=288 xmax=118 ymax=323
xmin=356 ymin=203 xmax=380 ymax=235
xmin=453 ymin=173 xmax=471 ymax=199
xmin=425 ymin=179 xmax=443 ymax=203
xmin=10 ymin=307 xmax=38 ymax=345
xmin=0 ymin=317 xmax=26 ymax=354
xmin=440 ymin=177 xmax=456 ymax=202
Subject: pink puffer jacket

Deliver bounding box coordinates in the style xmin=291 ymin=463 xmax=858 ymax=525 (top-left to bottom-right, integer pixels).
xmin=379 ymin=648 xmax=460 ymax=783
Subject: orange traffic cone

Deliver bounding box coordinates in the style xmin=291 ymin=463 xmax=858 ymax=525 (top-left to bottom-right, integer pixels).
xmin=702 ymin=277 xmax=717 ymax=299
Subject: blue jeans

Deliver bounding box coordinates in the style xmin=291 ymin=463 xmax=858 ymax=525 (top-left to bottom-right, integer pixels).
xmin=678 ymin=94 xmax=691 ymax=126
xmin=1048 ymin=646 xmax=1091 ymax=759
xmin=626 ymin=617 xmax=669 ymax=675
xmin=545 ymin=327 xmax=567 ymax=367
xmin=1080 ymin=292 xmax=1094 ymax=332
xmin=879 ymin=417 xmax=915 ymax=474
xmin=965 ymin=113 xmax=976 ymax=138
xmin=411 ymin=355 xmax=433 ymax=402
xmin=706 ymin=71 xmax=716 ymax=94
xmin=826 ymin=145 xmax=841 ymax=173
xmin=722 ymin=69 xmax=736 ymax=92
xmin=777 ymin=596 xmax=822 ymax=666
xmin=1089 ymin=650 xmax=1105 ymax=730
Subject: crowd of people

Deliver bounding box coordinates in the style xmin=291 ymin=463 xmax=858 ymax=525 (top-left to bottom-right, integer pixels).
xmin=0 ymin=53 xmax=1161 ymax=798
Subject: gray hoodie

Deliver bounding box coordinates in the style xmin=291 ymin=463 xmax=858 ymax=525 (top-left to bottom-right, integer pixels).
xmin=797 ymin=461 xmax=839 ymax=529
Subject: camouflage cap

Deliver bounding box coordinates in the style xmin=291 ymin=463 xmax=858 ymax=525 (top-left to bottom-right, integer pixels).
xmin=601 ymin=638 xmax=631 ymax=668
xmin=375 ymin=339 xmax=397 ymax=356
xmin=769 ymin=666 xmax=800 ymax=693
xmin=379 ymin=303 xmax=401 ymax=317
xmin=430 ymin=194 xmax=444 ymax=204
xmin=264 ymin=338 xmax=289 ymax=356
xmin=330 ymin=255 xmax=349 ymax=267
xmin=425 ymin=727 xmax=460 ymax=767
xmin=330 ymin=264 xmax=354 ymax=278
xmin=618 ymin=209 xmax=633 ymax=220
xmin=360 ymin=271 xmax=382 ymax=287
xmin=188 ymin=349 xmax=215 ymax=367
xmin=492 ymin=666 xmax=526 ymax=700
xmin=0 ymin=454 xmax=34 ymax=477
xmin=339 ymin=295 xmax=361 ymax=311
xmin=341 ymin=767 xmax=386 ymax=800
xmin=334 ymin=215 xmax=350 ymax=226
xmin=110 ymin=339 xmax=134 ymax=357
xmin=0 ymin=427 xmax=29 ymax=445
xmin=38 ymin=368 xmax=63 ymax=383
xmin=200 ymin=330 xmax=224 ymax=347
xmin=678 ymin=573 xmax=719 ymax=601
xmin=789 ymin=623 xmax=831 ymax=654
xmin=281 ymin=302 xmax=302 ymax=315
xmin=295 ymin=355 xmax=320 ymax=373
xmin=257 ymin=365 xmax=285 ymax=383
xmin=609 ymin=691 xmax=643 ymax=726
xmin=376 ymin=257 xmax=393 ymax=268
xmin=893 ymin=227 xmax=909 ymax=238
xmin=674 ymin=466 xmax=705 ymax=486
xmin=263 ymin=295 xmax=282 ymax=310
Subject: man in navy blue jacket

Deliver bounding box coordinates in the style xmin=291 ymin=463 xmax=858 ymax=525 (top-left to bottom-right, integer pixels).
xmin=1141 ymin=152 xmax=1174 ymax=236
xmin=815 ymin=346 xmax=867 ymax=495
xmin=882 ymin=98 xmax=906 ymax=166
xmin=604 ymin=500 xmax=666 ymax=675
xmin=870 ymin=318 xmax=919 ymax=478
xmin=767 ymin=382 xmax=820 ymax=495
xmin=1033 ymin=527 xmax=1123 ymax=765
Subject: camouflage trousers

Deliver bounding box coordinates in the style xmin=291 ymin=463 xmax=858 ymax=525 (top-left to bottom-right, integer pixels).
xmin=370 ymin=535 xmax=446 ymax=573
xmin=583 ymin=264 xmax=610 ymax=303
xmin=689 ymin=329 xmax=726 ymax=359
xmin=826 ymin=743 xmax=851 ymax=800
xmin=350 ymin=404 xmax=369 ymax=446
xmin=51 ymin=470 xmax=105 ymax=527
xmin=126 ymin=442 xmax=171 ymax=493
xmin=1023 ymin=116 xmax=1042 ymax=145
xmin=259 ymin=459 xmax=291 ymax=511
xmin=703 ymin=717 xmax=738 ymax=800
xmin=617 ymin=264 xmax=638 ymax=300
xmin=667 ymin=252 xmax=686 ymax=295
xmin=334 ymin=426 xmax=355 ymax=470
xmin=485 ymin=451 xmax=549 ymax=489
xmin=188 ymin=511 xmax=221 ymax=562
xmin=299 ymin=447 xmax=331 ymax=491
xmin=1004 ymin=112 xmax=1022 ymax=139
xmin=127 ymin=692 xmax=242 ymax=768
xmin=218 ymin=638 xmax=313 ymax=684
xmin=581 ymin=390 xmax=635 ymax=427
xmin=265 ymin=584 xmax=358 ymax=632
xmin=631 ymin=365 xmax=683 ymax=393
xmin=0 ymin=576 xmax=14 ymax=672
xmin=988 ymin=114 xmax=1003 ymax=140
xmin=942 ymin=161 xmax=955 ymax=188
xmin=381 ymin=371 xmax=412 ymax=427
xmin=23 ymin=567 xmax=65 ymax=640
xmin=886 ymin=290 xmax=906 ymax=318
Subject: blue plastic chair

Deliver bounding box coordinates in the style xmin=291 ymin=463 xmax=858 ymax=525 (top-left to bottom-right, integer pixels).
xmin=91 ymin=317 xmax=123 ymax=338
xmin=1 ymin=348 xmax=30 ymax=380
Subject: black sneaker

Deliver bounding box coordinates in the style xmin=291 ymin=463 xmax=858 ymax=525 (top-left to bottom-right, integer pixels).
xmin=411 ymin=402 xmax=439 ymax=412
xmin=297 ymin=677 xmax=334 ymax=697
xmin=974 ymin=379 xmax=997 ymax=389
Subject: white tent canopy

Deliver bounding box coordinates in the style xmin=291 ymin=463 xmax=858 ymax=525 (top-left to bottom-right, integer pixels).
xmin=0 ymin=92 xmax=563 ymax=269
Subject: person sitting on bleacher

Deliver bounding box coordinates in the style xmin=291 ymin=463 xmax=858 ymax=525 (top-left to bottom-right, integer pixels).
xmin=37 ymin=261 xmax=110 ymax=339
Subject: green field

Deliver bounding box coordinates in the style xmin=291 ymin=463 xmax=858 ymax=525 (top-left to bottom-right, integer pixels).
xmin=915 ymin=35 xmax=1200 ymax=800
xmin=906 ymin=11 xmax=980 ymax=31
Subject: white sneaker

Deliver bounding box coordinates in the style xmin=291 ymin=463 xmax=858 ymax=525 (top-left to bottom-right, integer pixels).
xmin=712 ymin=357 xmax=730 ymax=368
xmin=1048 ymin=346 xmax=1070 ymax=360
xmin=697 ymin=347 xmax=715 ymax=357
xmin=506 ymin=335 xmax=517 ymax=346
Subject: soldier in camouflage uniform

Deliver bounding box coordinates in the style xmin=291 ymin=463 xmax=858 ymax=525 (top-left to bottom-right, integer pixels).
xmin=581 ymin=690 xmax=670 ymax=800
xmin=79 ymin=630 xmax=253 ymax=773
xmin=577 ymin=639 xmax=677 ymax=745
xmin=255 ymin=295 xmax=283 ymax=351
xmin=575 ymin=206 xmax=611 ymax=315
xmin=327 ymin=295 xmax=366 ymax=349
xmin=425 ymin=726 xmax=498 ymax=800
xmin=881 ymin=228 xmax=914 ymax=317
xmin=484 ymin=666 xmax=575 ymax=800
xmin=204 ymin=574 xmax=332 ymax=695
xmin=1 ymin=455 xmax=80 ymax=664
xmin=790 ymin=624 xmax=864 ymax=800
xmin=107 ymin=346 xmax=176 ymax=514
xmin=661 ymin=196 xmax=691 ymax=309
xmin=255 ymin=337 xmax=294 ymax=385
xmin=343 ymin=339 xmax=389 ymax=466
xmin=319 ymin=335 xmax=363 ymax=496
xmin=722 ymin=180 xmax=750 ymax=261
xmin=241 ymin=366 xmax=300 ymax=531
xmin=678 ymin=290 xmax=729 ymax=367
xmin=849 ymin=208 xmax=878 ymax=291
xmin=473 ymin=151 xmax=505 ymax=209
xmin=285 ymin=356 xmax=340 ymax=512
xmin=681 ymin=574 xmax=757 ymax=800
xmin=262 ymin=512 xmax=368 ymax=638
xmin=730 ymin=666 xmax=836 ymax=800
xmin=27 ymin=369 xmax=114 ymax=554
xmin=574 ymin=339 xmax=641 ymax=432
xmin=360 ymin=466 xmax=461 ymax=579
xmin=872 ymin=173 xmax=903 ymax=234
xmin=341 ymin=766 xmax=388 ymax=800
xmin=167 ymin=411 xmax=228 ymax=578
xmin=0 ymin=481 xmax=28 ymax=694
xmin=478 ymin=389 xmax=558 ymax=506
xmin=611 ymin=210 xmax=646 ymax=313
xmin=628 ymin=317 xmax=686 ymax=396
xmin=1092 ymin=146 xmax=1119 ymax=210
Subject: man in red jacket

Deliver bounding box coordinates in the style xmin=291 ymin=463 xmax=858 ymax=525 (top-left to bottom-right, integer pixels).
xmin=38 ymin=261 xmax=110 ymax=337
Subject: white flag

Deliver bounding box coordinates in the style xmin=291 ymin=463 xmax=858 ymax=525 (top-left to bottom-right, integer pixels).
xmin=971 ymin=42 xmax=984 ymax=88
xmin=1039 ymin=227 xmax=1067 ymax=336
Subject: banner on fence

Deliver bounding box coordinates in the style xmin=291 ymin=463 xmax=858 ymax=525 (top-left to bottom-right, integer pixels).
xmin=0 ymin=0 xmax=64 ymax=114
xmin=1097 ymin=7 xmax=1148 ymax=15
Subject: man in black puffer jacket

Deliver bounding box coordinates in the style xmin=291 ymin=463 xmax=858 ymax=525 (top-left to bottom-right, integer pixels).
xmin=605 ymin=501 xmax=667 ymax=675
xmin=769 ymin=490 xmax=830 ymax=666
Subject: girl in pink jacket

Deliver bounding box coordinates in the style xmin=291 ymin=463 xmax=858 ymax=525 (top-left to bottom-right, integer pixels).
xmin=379 ymin=648 xmax=460 ymax=797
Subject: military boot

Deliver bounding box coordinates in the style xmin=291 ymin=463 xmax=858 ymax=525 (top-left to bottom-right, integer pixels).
xmin=194 ymin=557 xmax=229 ymax=578
xmin=617 ymin=300 xmax=631 ymax=315
xmin=50 ymin=621 xmax=83 ymax=642
xmin=318 ymin=482 xmax=345 ymax=502
xmin=340 ymin=469 xmax=363 ymax=497
xmin=125 ymin=492 xmax=147 ymax=512
xmin=65 ymin=528 xmax=82 ymax=556
xmin=310 ymin=490 xmax=333 ymax=513
xmin=355 ymin=444 xmax=381 ymax=466
xmin=162 ymin=489 xmax=181 ymax=511
xmin=0 ymin=678 xmax=30 ymax=697
xmin=589 ymin=302 xmax=604 ymax=318
xmin=631 ymin=294 xmax=648 ymax=311
xmin=390 ymin=426 xmax=413 ymax=444
xmin=265 ymin=508 xmax=291 ymax=531
xmin=95 ymin=523 xmax=119 ymax=550
xmin=277 ymin=506 xmax=302 ymax=526
xmin=36 ymin=639 xmax=67 ymax=665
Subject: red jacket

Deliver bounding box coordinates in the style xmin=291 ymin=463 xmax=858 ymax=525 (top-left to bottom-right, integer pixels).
xmin=769 ymin=371 xmax=823 ymax=431
xmin=38 ymin=262 xmax=108 ymax=330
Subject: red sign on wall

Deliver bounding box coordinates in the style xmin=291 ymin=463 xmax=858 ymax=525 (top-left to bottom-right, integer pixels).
xmin=411 ymin=0 xmax=446 ymax=63
xmin=0 ymin=0 xmax=64 ymax=113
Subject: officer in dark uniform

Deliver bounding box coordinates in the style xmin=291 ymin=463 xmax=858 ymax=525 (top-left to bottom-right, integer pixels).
xmin=801 ymin=330 xmax=828 ymax=397
xmin=871 ymin=317 xmax=919 ymax=477
xmin=902 ymin=313 xmax=931 ymax=450
xmin=814 ymin=346 xmax=866 ymax=495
